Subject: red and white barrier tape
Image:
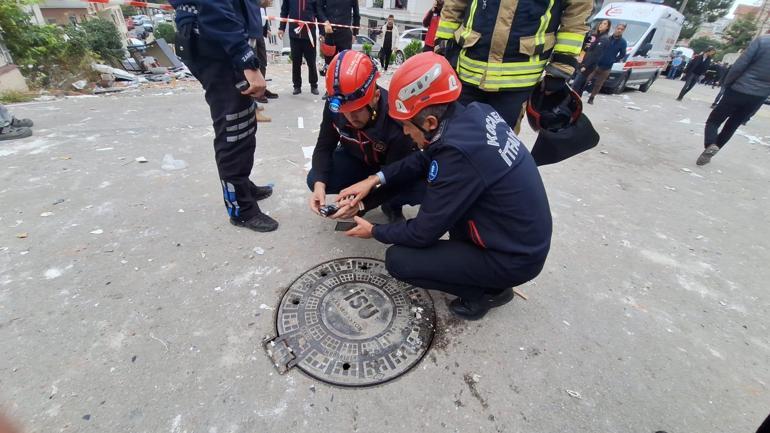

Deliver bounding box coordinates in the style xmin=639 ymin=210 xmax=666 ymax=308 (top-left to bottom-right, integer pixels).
xmin=80 ymin=0 xmax=378 ymax=31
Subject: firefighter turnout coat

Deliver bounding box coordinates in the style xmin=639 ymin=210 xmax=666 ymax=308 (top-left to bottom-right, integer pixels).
xmin=435 ymin=0 xmax=592 ymax=91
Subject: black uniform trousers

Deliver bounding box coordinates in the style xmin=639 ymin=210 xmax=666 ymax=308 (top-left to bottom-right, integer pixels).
xmin=458 ymin=85 xmax=531 ymax=133
xmin=386 ymin=240 xmax=545 ymax=301
xmin=704 ymin=89 xmax=766 ymax=149
xmin=255 ymin=35 xmax=268 ymax=77
xmin=185 ymin=57 xmax=263 ymax=220
xmin=677 ymin=73 xmax=699 ymax=100
xmin=290 ymin=37 xmax=319 ymax=89
xmin=571 ymin=64 xmax=596 ymax=94
xmin=306 ymin=148 xmax=425 ymax=210
xmin=323 ymin=28 xmax=353 ymax=65
xmin=379 ymin=48 xmax=393 ymax=71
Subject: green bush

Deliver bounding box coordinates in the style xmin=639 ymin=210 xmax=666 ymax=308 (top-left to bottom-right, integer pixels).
xmin=0 ymin=1 xmax=118 ymax=88
xmin=362 ymin=42 xmax=372 ymax=55
xmin=120 ymin=4 xmax=138 ymax=17
xmin=78 ymin=19 xmax=125 ymax=64
xmin=403 ymin=39 xmax=422 ymax=60
xmin=156 ymin=22 xmax=176 ymax=44
xmin=0 ymin=90 xmax=36 ymax=104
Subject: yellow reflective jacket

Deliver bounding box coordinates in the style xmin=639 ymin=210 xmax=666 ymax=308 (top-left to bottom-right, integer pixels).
xmin=436 ymin=0 xmax=592 ymax=91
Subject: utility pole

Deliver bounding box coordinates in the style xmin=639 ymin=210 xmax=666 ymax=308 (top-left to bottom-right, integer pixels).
xmin=679 ymin=0 xmax=688 ymax=13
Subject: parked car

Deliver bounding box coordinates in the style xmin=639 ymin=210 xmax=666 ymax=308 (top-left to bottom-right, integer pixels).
xmin=394 ymin=27 xmax=426 ymax=64
xmin=352 ymin=34 xmax=380 ymax=57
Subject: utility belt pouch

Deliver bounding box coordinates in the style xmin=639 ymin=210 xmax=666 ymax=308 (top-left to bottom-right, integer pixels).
xmin=175 ymin=22 xmax=196 ymax=62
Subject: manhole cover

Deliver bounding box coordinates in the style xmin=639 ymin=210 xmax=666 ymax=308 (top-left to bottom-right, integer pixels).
xmin=264 ymin=258 xmax=436 ymax=387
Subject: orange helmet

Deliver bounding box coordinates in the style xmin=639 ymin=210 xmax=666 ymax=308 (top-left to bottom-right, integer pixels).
xmin=388 ymin=52 xmax=461 ymax=121
xmin=325 ymin=50 xmax=380 ymax=113
xmin=320 ymin=35 xmax=337 ymax=57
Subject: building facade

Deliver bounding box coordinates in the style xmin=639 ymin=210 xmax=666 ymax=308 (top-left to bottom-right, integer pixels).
xmin=360 ymin=0 xmax=432 ymax=35
xmin=36 ymin=0 xmax=128 ymax=46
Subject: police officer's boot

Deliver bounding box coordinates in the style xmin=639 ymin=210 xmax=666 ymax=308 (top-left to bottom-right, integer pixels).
xmin=449 ymin=288 xmax=514 ymax=321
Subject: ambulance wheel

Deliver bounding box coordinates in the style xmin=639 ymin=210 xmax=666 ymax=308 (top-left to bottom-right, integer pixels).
xmin=639 ymin=73 xmax=657 ymax=93
xmin=612 ymin=73 xmax=629 ymax=95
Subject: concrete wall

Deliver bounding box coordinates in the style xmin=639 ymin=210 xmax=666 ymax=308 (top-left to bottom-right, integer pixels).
xmin=40 ymin=7 xmax=92 ymax=25
xmin=0 ymin=65 xmax=30 ymax=92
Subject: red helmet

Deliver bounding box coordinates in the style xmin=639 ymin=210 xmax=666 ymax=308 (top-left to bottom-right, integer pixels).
xmin=320 ymin=35 xmax=337 ymax=57
xmin=526 ymin=82 xmax=582 ymax=132
xmin=325 ymin=50 xmax=380 ymax=113
xmin=388 ymin=52 xmax=462 ymax=121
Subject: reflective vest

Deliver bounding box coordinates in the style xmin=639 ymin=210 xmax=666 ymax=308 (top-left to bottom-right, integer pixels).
xmin=435 ymin=0 xmax=591 ymax=91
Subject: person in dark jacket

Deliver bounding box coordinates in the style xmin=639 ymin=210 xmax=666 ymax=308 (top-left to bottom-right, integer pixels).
xmin=341 ymin=53 xmax=552 ymax=320
xmin=308 ymin=51 xmax=423 ymax=223
xmin=422 ymin=0 xmax=443 ymax=52
xmin=171 ymin=0 xmax=278 ymax=232
xmin=696 ymin=35 xmax=770 ymax=165
xmin=585 ymin=23 xmax=627 ymax=104
xmin=572 ymin=19 xmax=610 ymax=94
xmin=677 ymin=46 xmax=716 ymax=101
xmin=279 ymin=0 xmax=320 ymax=95
xmin=254 ymin=0 xmax=279 ymax=104
xmin=317 ymin=0 xmax=359 ymax=66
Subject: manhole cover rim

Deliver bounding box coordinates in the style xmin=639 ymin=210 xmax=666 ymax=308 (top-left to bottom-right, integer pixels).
xmin=269 ymin=257 xmax=437 ymax=388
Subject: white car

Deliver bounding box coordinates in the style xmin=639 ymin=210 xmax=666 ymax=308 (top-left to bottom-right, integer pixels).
xmin=394 ymin=27 xmax=426 ymax=64
xmin=353 ymin=35 xmax=381 ymax=57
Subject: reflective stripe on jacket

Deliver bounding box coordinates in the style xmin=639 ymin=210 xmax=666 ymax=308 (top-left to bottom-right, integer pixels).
xmin=435 ymin=0 xmax=591 ymax=90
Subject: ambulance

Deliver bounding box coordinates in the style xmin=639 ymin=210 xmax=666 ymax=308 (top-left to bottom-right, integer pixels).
xmin=591 ymin=1 xmax=685 ymax=94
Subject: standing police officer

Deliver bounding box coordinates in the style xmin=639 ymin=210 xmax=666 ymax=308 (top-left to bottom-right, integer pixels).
xmin=341 ymin=53 xmax=552 ymax=320
xmin=171 ymin=0 xmax=279 ymax=232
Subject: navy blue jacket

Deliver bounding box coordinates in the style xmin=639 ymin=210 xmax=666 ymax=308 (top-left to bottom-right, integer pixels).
xmin=373 ymin=102 xmax=552 ymax=262
xmin=312 ymin=88 xmax=417 ymax=184
xmin=170 ymin=0 xmax=263 ymax=70
xmin=597 ymin=35 xmax=627 ymax=70
xmin=279 ymin=0 xmax=318 ymax=40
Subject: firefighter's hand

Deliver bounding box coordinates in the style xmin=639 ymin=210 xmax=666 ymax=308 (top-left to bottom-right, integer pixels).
xmin=309 ymin=182 xmax=326 ymax=215
xmin=345 ymin=216 xmax=374 ymax=239
xmin=433 ymin=40 xmax=445 ymax=55
xmin=324 ymin=21 xmax=333 ymax=34
xmin=337 ymin=175 xmax=379 ymax=208
xmin=331 ymin=197 xmax=359 ymax=220
xmin=242 ymin=69 xmax=266 ymax=98
xmin=278 ymin=30 xmax=284 ymax=39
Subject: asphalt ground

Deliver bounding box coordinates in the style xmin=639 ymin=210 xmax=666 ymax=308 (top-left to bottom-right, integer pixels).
xmin=1 ymin=65 xmax=769 ymax=433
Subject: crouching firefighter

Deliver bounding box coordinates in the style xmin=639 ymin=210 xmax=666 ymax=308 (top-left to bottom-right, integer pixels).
xmin=307 ymin=50 xmax=424 ymax=222
xmin=340 ymin=53 xmax=553 ymax=320
xmin=171 ymin=0 xmax=278 ymax=232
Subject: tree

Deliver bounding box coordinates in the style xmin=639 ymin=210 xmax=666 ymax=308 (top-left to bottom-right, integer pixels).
xmin=78 ymin=19 xmax=125 ymax=64
xmin=121 ymin=5 xmax=138 ymax=17
xmin=0 ymin=0 xmax=92 ymax=87
xmin=663 ymin=0 xmax=733 ymax=40
xmin=689 ymin=36 xmax=722 ymax=53
xmin=155 ymin=22 xmax=176 ymax=44
xmin=722 ymin=14 xmax=758 ymax=53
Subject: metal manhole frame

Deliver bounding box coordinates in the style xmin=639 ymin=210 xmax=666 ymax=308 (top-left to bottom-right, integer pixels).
xmin=266 ymin=257 xmax=437 ymax=388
